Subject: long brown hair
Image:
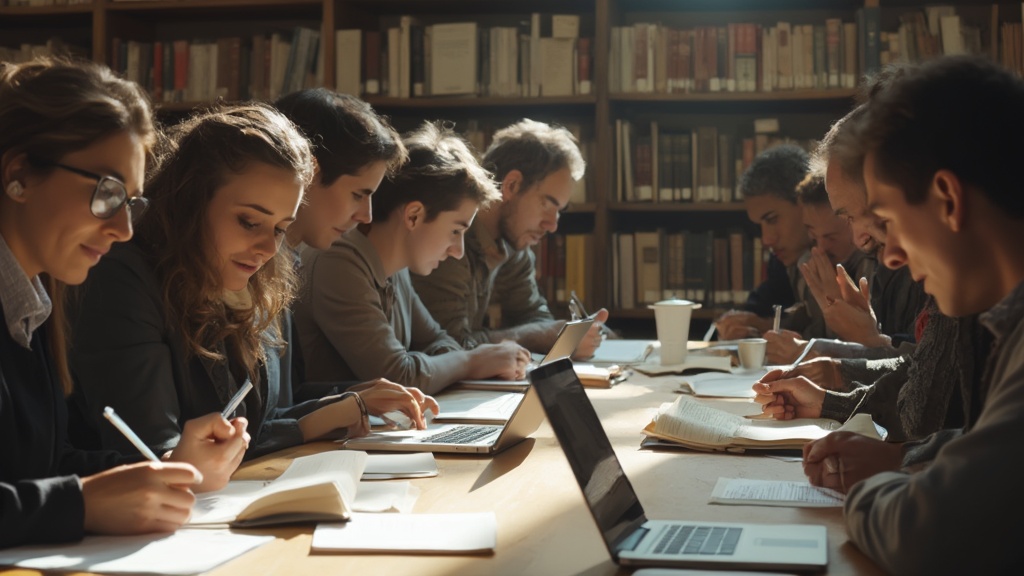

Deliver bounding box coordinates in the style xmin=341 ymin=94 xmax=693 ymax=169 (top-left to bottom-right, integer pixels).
xmin=0 ymin=57 xmax=157 ymax=395
xmin=136 ymin=104 xmax=313 ymax=378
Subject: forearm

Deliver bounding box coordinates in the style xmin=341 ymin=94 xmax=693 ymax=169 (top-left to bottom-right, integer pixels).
xmin=297 ymin=396 xmax=362 ymax=443
xmin=1 ymin=476 xmax=85 ymax=548
xmin=484 ymin=320 xmax=561 ymax=353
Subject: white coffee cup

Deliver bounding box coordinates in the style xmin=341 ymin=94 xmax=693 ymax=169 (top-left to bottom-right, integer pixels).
xmin=648 ymin=299 xmax=701 ymax=365
xmin=737 ymin=338 xmax=768 ymax=371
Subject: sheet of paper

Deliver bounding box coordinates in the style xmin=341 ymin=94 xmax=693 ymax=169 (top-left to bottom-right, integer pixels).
xmin=0 ymin=530 xmax=271 ymax=575
xmin=589 ymin=339 xmax=657 ymax=364
xmin=363 ymin=452 xmax=438 ymax=479
xmin=710 ymin=477 xmax=844 ymax=507
xmin=311 ymin=512 xmax=497 ymax=553
xmin=433 ymin=389 xmax=523 ymax=421
xmin=354 ymin=481 xmax=419 ymax=513
xmin=678 ymin=370 xmax=764 ymax=398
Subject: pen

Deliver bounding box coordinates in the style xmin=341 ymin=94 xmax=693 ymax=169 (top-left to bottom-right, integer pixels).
xmin=703 ymin=323 xmax=716 ymax=342
xmin=772 ymin=304 xmax=782 ymax=333
xmin=103 ymin=406 xmax=160 ymax=462
xmin=221 ymin=379 xmax=253 ymax=419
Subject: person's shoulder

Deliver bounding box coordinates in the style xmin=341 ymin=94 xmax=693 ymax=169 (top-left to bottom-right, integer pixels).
xmin=88 ymin=241 xmax=157 ymax=292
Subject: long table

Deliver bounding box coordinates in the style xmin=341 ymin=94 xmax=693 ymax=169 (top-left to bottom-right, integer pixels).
xmin=208 ymin=370 xmax=883 ymax=576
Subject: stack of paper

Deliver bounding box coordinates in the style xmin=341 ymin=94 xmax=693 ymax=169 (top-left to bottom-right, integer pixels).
xmin=710 ymin=478 xmax=844 ymax=508
xmin=311 ymin=512 xmax=497 ymax=554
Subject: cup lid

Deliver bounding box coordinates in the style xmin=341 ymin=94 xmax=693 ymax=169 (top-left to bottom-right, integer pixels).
xmin=647 ymin=298 xmax=702 ymax=309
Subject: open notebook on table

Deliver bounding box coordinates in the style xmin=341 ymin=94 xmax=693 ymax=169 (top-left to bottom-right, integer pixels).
xmin=528 ymin=358 xmax=828 ymax=572
xmin=457 ymin=317 xmax=594 ymax=391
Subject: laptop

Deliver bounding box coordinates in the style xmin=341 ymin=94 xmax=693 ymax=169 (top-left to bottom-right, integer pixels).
xmin=457 ymin=317 xmax=595 ymax=392
xmin=341 ymin=384 xmax=544 ymax=454
xmin=528 ymin=358 xmax=828 ymax=572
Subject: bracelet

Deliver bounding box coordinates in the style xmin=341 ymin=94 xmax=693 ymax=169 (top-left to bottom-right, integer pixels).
xmin=352 ymin=392 xmax=369 ymax=422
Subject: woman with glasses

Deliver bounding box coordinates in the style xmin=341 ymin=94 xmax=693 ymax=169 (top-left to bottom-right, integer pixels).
xmin=67 ymin=104 xmax=436 ymax=463
xmin=0 ymin=58 xmax=249 ymax=549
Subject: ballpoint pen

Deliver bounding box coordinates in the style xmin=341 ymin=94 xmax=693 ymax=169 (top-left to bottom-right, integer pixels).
xmin=103 ymin=406 xmax=160 ymax=462
xmin=772 ymin=304 xmax=783 ymax=333
xmin=221 ymin=379 xmax=254 ymax=419
xmin=570 ymin=290 xmax=611 ymax=337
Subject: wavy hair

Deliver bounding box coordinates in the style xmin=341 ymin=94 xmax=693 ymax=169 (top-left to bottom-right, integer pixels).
xmin=136 ymin=104 xmax=313 ymax=376
xmin=0 ymin=57 xmax=156 ymax=395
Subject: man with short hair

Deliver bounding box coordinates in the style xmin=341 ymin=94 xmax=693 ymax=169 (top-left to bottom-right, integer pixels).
xmin=715 ymin=144 xmax=812 ymax=340
xmin=412 ymin=119 xmax=607 ymax=359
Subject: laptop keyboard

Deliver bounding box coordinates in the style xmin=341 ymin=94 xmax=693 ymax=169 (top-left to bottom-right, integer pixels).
xmin=422 ymin=425 xmax=496 ymax=444
xmin=653 ymin=525 xmax=742 ymax=556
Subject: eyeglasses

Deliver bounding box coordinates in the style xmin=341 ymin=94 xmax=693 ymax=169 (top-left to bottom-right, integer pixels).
xmin=45 ymin=162 xmax=149 ymax=222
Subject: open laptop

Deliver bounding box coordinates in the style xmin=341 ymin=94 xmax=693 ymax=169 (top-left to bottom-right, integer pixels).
xmin=457 ymin=317 xmax=595 ymax=392
xmin=341 ymin=384 xmax=544 ymax=454
xmin=528 ymin=358 xmax=828 ymax=572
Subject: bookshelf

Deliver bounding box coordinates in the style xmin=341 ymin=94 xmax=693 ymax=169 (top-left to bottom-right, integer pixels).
xmin=4 ymin=0 xmax=1012 ymax=338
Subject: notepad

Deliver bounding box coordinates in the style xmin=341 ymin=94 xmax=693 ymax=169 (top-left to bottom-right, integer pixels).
xmin=588 ymin=339 xmax=659 ymax=364
xmin=311 ymin=512 xmax=497 ymax=554
xmin=0 ymin=530 xmax=271 ymax=575
xmin=189 ymin=451 xmax=365 ymax=527
xmin=710 ymin=478 xmax=845 ymax=507
xmin=363 ymin=452 xmax=438 ymax=479
xmin=677 ymin=369 xmax=769 ymax=398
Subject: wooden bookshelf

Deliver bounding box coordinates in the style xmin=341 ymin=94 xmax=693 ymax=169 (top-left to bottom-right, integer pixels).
xmin=610 ymin=88 xmax=858 ymax=102
xmin=363 ymin=95 xmax=597 ymax=109
xmin=610 ymin=202 xmax=746 ymax=212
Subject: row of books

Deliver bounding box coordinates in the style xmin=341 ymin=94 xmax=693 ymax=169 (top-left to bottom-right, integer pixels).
xmin=616 ymin=118 xmax=813 ymax=204
xmin=533 ymin=233 xmax=594 ymax=312
xmin=109 ymin=28 xmax=322 ymax=104
xmin=337 ymin=14 xmax=592 ymax=99
xmin=612 ymin=230 xmax=768 ymax=310
xmin=609 ymin=14 xmax=875 ymax=94
xmin=0 ymin=38 xmax=84 ymax=64
xmin=3 ymin=0 xmax=90 ymax=5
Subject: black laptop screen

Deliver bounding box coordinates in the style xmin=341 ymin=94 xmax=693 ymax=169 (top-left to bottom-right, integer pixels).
xmin=529 ymin=358 xmax=647 ymax=553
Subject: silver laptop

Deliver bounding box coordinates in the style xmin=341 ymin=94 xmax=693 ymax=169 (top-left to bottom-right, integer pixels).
xmin=341 ymin=384 xmax=544 ymax=454
xmin=457 ymin=317 xmax=595 ymax=392
xmin=528 ymin=358 xmax=828 ymax=572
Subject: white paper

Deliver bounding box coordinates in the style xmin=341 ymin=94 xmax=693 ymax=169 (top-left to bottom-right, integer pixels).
xmin=433 ymin=389 xmax=523 ymax=422
xmin=363 ymin=452 xmax=438 ymax=479
xmin=0 ymin=530 xmax=271 ymax=575
xmin=710 ymin=477 xmax=844 ymax=507
xmin=678 ymin=370 xmax=764 ymax=398
xmin=589 ymin=339 xmax=658 ymax=364
xmin=652 ymin=396 xmax=841 ymax=447
xmin=311 ymin=512 xmax=497 ymax=553
xmin=354 ymin=481 xmax=419 ymax=513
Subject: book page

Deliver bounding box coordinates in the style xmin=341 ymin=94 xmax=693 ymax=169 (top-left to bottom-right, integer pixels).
xmin=652 ymin=397 xmax=741 ymax=446
xmin=363 ymin=452 xmax=438 ymax=479
xmin=0 ymin=530 xmax=271 ymax=575
xmin=736 ymin=418 xmax=837 ymax=443
xmin=678 ymin=371 xmax=761 ymax=398
xmin=311 ymin=512 xmax=497 ymax=553
xmin=710 ymin=477 xmax=844 ymax=507
xmin=634 ymin=354 xmax=732 ymax=376
xmin=589 ymin=340 xmax=657 ymax=364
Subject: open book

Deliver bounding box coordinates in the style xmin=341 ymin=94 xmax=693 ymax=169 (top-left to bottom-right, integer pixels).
xmin=642 ymin=396 xmax=882 ymax=451
xmin=189 ymin=451 xmax=366 ymax=527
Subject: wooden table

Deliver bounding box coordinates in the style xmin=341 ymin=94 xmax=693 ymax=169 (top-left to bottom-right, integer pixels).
xmin=1 ymin=370 xmax=883 ymax=575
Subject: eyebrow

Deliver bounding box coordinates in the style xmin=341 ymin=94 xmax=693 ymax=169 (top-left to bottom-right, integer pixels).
xmin=834 ymin=207 xmax=848 ymax=217
xmin=546 ymin=194 xmax=567 ymax=209
xmin=239 ymin=203 xmax=295 ymax=221
xmin=759 ymin=211 xmax=777 ymax=222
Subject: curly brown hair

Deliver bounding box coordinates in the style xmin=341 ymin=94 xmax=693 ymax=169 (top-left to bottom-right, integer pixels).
xmin=136 ymin=103 xmax=313 ymax=377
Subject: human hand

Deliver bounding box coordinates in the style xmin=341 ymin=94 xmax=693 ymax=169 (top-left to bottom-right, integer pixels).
xmin=358 ymin=380 xmax=439 ymax=430
xmin=469 ymin=341 xmax=531 ymax=380
xmin=803 ymin=431 xmax=903 ymax=493
xmin=573 ymin=308 xmax=610 ymax=360
xmin=800 ymin=247 xmax=842 ymax=309
xmin=166 ymin=413 xmax=249 ymax=492
xmin=715 ymin=310 xmax=770 ymax=340
xmin=763 ymin=329 xmax=807 ymax=365
xmin=820 ymin=266 xmax=889 ymax=347
xmin=752 ymin=370 xmax=826 ymax=420
xmin=81 ymin=461 xmax=201 ymax=535
xmin=783 ymin=357 xmax=843 ymax=391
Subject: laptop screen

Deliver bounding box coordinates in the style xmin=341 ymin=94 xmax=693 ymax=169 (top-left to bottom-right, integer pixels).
xmin=528 ymin=358 xmax=647 ymax=554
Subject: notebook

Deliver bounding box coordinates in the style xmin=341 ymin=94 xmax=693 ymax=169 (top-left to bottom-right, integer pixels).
xmin=528 ymin=358 xmax=828 ymax=572
xmin=341 ymin=384 xmax=544 ymax=454
xmin=457 ymin=317 xmax=594 ymax=391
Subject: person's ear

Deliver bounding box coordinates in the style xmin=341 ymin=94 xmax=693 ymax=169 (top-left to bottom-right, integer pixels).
xmin=932 ymin=169 xmax=965 ymax=233
xmin=1 ymin=151 xmax=29 ymax=204
xmin=404 ymin=201 xmax=425 ymax=230
xmin=501 ymin=169 xmax=523 ymax=201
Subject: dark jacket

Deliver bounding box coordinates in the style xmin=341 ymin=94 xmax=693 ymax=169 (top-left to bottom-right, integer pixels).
xmin=67 ymin=242 xmax=347 ymax=460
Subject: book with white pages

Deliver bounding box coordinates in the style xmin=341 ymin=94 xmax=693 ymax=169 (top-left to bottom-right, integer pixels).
xmin=0 ymin=530 xmax=272 ymax=575
xmin=633 ymin=354 xmax=733 ymax=376
xmin=189 ymin=451 xmax=365 ymax=527
xmin=588 ymin=339 xmax=659 ymax=365
xmin=456 ymin=317 xmax=594 ymax=392
xmin=312 ymin=512 xmax=497 ymax=554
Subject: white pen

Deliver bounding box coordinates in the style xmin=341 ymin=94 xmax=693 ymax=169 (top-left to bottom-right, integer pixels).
xmin=221 ymin=380 xmax=254 ymax=419
xmin=103 ymin=406 xmax=160 ymax=462
xmin=703 ymin=323 xmax=716 ymax=342
xmin=772 ymin=304 xmax=783 ymax=333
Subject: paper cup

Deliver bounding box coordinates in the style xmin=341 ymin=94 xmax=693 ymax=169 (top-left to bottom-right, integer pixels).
xmin=738 ymin=338 xmax=768 ymax=371
xmin=648 ymin=299 xmax=701 ymax=365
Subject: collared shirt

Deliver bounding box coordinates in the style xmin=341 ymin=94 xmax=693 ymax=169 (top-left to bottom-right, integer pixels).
xmin=0 ymin=232 xmax=51 ymax=348
xmin=411 ymin=221 xmax=554 ymax=349
xmin=293 ymin=229 xmax=463 ymax=394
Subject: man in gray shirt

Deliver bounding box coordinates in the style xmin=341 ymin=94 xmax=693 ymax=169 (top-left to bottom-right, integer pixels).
xmin=801 ymin=56 xmax=1024 ymax=574
xmin=412 ymin=119 xmax=607 ymax=358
